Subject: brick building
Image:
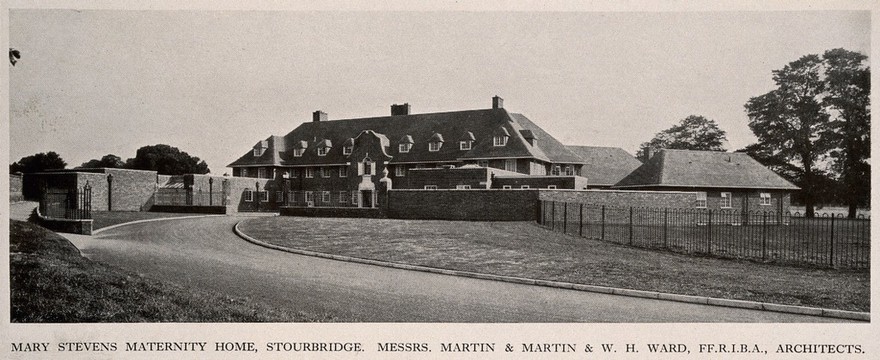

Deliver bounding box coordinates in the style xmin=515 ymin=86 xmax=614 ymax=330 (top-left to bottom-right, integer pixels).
xmin=612 ymin=149 xmax=799 ymax=213
xmin=228 ymin=97 xmax=590 ymax=208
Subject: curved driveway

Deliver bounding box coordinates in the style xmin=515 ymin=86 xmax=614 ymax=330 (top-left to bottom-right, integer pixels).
xmin=69 ymin=216 xmax=849 ymax=322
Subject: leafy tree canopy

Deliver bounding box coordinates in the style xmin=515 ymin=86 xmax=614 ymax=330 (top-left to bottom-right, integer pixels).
xmin=636 ymin=115 xmax=727 ymax=161
xmin=9 ymin=152 xmax=67 ymax=174
xmin=125 ymin=144 xmax=210 ymax=175
xmin=79 ymin=154 xmax=125 ymax=169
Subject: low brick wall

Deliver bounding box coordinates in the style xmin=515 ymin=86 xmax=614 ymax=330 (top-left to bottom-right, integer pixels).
xmin=280 ymin=206 xmax=386 ymax=218
xmin=538 ymin=189 xmax=697 ymax=208
xmin=149 ymin=205 xmax=228 ymax=214
xmin=34 ymin=208 xmax=93 ymax=235
xmin=387 ymin=189 xmax=539 ymax=221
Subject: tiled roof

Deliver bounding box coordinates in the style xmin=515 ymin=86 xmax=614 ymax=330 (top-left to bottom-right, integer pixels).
xmin=567 ymin=146 xmax=642 ymax=186
xmin=613 ymin=149 xmax=800 ymax=190
xmin=228 ymin=108 xmax=585 ymax=167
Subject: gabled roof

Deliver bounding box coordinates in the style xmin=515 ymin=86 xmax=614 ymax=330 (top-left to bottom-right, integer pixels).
xmin=613 ymin=149 xmax=800 ymax=190
xmin=229 ymin=107 xmax=586 ymax=167
xmin=228 ymin=135 xmax=286 ymax=167
xmin=567 ymin=145 xmax=642 ymax=186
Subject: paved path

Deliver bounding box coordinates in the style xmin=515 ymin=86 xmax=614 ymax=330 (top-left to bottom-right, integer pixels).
xmin=63 ymin=215 xmax=850 ymax=322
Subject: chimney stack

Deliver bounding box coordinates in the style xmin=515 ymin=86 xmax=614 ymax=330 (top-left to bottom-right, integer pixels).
xmin=492 ymin=95 xmax=504 ymax=109
xmin=312 ymin=110 xmax=327 ymax=122
xmin=391 ymin=103 xmax=411 ymax=116
xmin=643 ymin=148 xmax=653 ymax=162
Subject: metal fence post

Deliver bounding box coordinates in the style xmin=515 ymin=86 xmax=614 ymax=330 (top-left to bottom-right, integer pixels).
xmin=761 ymin=212 xmax=767 ymax=261
xmin=601 ymin=205 xmax=606 ymax=240
xmin=551 ymin=201 xmax=556 ymax=231
xmin=628 ymin=206 xmax=633 ymax=245
xmin=829 ymin=214 xmax=835 ymax=267
xmin=707 ymin=210 xmax=713 ymax=254
xmin=563 ymin=202 xmax=568 ymax=234
xmin=663 ymin=207 xmax=668 ymax=248
xmin=579 ymin=203 xmax=584 ymax=237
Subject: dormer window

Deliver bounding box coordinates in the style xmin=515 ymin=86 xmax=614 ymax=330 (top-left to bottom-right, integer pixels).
xmin=398 ymin=135 xmax=414 ymax=153
xmin=460 ymin=141 xmax=472 ymax=150
xmin=343 ymin=145 xmax=352 ymax=155
xmin=399 ymin=143 xmax=412 ymax=153
xmin=493 ymin=135 xmax=508 ymax=146
xmin=316 ymin=139 xmax=332 ymax=156
xmin=293 ymin=140 xmax=307 ymax=157
xmin=429 ymin=142 xmax=442 ymax=152
xmin=317 ymin=147 xmax=328 ymax=156
xmin=293 ymin=148 xmax=304 ymax=157
xmin=253 ymin=148 xmax=265 ymax=156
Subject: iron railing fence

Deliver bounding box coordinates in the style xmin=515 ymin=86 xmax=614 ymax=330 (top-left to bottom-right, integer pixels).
xmin=154 ymin=188 xmax=225 ymax=206
xmin=39 ymin=185 xmax=92 ymax=220
xmin=538 ymin=201 xmax=870 ymax=270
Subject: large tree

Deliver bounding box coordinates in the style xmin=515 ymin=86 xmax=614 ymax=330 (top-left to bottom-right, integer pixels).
xmin=636 ymin=115 xmax=727 ymax=160
xmin=9 ymin=152 xmax=67 ymax=174
xmin=822 ymin=48 xmax=870 ymax=218
xmin=80 ymin=154 xmax=125 ymax=169
xmin=125 ymin=144 xmax=210 ymax=175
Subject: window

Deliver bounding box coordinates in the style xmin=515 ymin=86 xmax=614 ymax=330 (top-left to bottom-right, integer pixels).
xmin=321 ymin=167 xmax=331 ymax=178
xmin=520 ymin=185 xmax=530 ymax=189
xmin=290 ymin=169 xmax=298 ymax=178
xmin=241 ymin=168 xmax=249 ymax=177
xmin=293 ymin=148 xmax=304 ymax=157
xmin=504 ymin=159 xmax=517 ymax=172
xmin=339 ymin=191 xmax=347 ymax=203
xmin=493 ymin=136 xmax=507 ymax=146
xmin=429 ymin=142 xmax=442 ymax=152
xmin=564 ymin=166 xmax=574 ymax=176
xmin=339 ymin=166 xmax=347 ymax=177
xmin=305 ymin=167 xmax=314 ymax=178
xmin=551 ymin=165 xmax=561 ymax=176
xmin=363 ymin=159 xmax=373 ymax=175
xmin=502 ymin=185 xmax=512 ymax=189
xmin=399 ymin=143 xmax=412 ymax=153
xmin=243 ymin=189 xmax=253 ymax=202
xmin=720 ymin=192 xmax=732 ymax=208
xmin=258 ymin=168 xmax=267 ymax=179
xmin=351 ymin=191 xmax=359 ymax=205
xmin=317 ymin=147 xmax=329 ymax=156
xmin=289 ymin=191 xmax=297 ymax=203
xmin=253 ymin=148 xmax=264 ymax=156
xmin=343 ymin=145 xmax=352 ymax=155
xmin=547 ymin=185 xmax=557 ymax=189
xmin=322 ymin=191 xmax=330 ymax=203
xmin=395 ymin=166 xmax=405 ymax=177
xmin=424 ymin=185 xmax=438 ymax=190
xmin=259 ymin=191 xmax=268 ymax=202
xmin=305 ymin=191 xmax=314 ymax=203
xmin=456 ymin=185 xmax=471 ymax=190
xmin=459 ymin=141 xmax=471 ymax=150
xmin=760 ymin=192 xmax=772 ymax=206
xmin=276 ymin=191 xmax=283 ymax=202
xmin=695 ymin=192 xmax=707 ymax=208
xmin=478 ymin=160 xmax=489 ymax=168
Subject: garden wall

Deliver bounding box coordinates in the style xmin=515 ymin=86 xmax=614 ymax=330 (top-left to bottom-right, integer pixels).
xmin=538 ymin=189 xmax=697 ymax=208
xmin=387 ymin=189 xmax=539 ymax=221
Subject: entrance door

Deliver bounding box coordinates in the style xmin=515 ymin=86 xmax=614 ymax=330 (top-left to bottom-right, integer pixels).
xmin=361 ymin=190 xmax=373 ymax=208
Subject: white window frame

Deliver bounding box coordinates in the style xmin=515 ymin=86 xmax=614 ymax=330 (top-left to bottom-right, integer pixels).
xmin=289 ymin=191 xmax=297 ymax=203
xmin=520 ymin=185 xmax=530 ymax=189
xmin=339 ymin=166 xmax=347 ymax=177
xmin=343 ymin=146 xmax=352 ymax=155
xmin=293 ymin=148 xmax=304 ymax=157
xmin=321 ymin=167 xmax=331 ymax=178
xmin=395 ymin=166 xmax=405 ymax=177
xmin=502 ymin=185 xmax=512 ymax=189
xmin=351 ymin=191 xmax=359 ymax=205
xmin=504 ymin=159 xmax=517 ymax=172
xmin=317 ymin=147 xmax=329 ymax=156
xmin=459 ymin=141 xmax=472 ymax=150
xmin=551 ymin=165 xmax=561 ymax=176
xmin=322 ymin=191 xmax=330 ymax=203
xmin=424 ymin=185 xmax=438 ymax=190
xmin=564 ymin=165 xmax=574 ymax=176
xmin=493 ymin=136 xmax=507 ymax=146
xmin=429 ymin=142 xmax=442 ymax=152
xmin=695 ymin=192 xmax=707 ymax=208
xmin=243 ymin=189 xmax=253 ymax=202
xmin=399 ymin=143 xmax=412 ymax=153
xmin=760 ymin=192 xmax=772 ymax=206
xmin=720 ymin=192 xmax=732 ymax=209
xmin=455 ymin=185 xmax=471 ymax=190
xmin=259 ymin=191 xmax=268 ymax=202
xmin=339 ymin=191 xmax=347 ymax=203
xmin=305 ymin=191 xmax=314 ymax=203
xmin=305 ymin=167 xmax=314 ymax=178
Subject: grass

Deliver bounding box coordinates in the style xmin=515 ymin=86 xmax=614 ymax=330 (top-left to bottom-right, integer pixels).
xmin=238 ymin=217 xmax=869 ymax=312
xmin=90 ymin=211 xmax=203 ymax=230
xmin=10 ymin=219 xmax=335 ymax=322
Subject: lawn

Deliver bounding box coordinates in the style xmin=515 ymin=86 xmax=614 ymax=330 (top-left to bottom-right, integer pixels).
xmin=10 ymin=220 xmax=336 ymax=322
xmin=238 ymin=217 xmax=869 ymax=312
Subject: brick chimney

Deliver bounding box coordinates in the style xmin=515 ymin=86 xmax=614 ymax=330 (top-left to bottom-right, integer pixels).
xmin=312 ymin=110 xmax=327 ymax=122
xmin=492 ymin=95 xmax=504 ymax=109
xmin=391 ymin=103 xmax=411 ymax=116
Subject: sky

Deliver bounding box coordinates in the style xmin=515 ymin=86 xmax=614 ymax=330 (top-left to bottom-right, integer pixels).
xmin=8 ymin=9 xmax=871 ymax=174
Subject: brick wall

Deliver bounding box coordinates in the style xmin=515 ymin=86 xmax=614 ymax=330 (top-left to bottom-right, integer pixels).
xmin=26 ymin=169 xmax=158 ymax=211
xmin=387 ymin=189 xmax=538 ymax=221
xmin=492 ymin=176 xmax=588 ymax=190
xmin=10 ymin=174 xmax=24 ymax=202
xmin=538 ymin=189 xmax=697 ymax=209
xmin=395 ymin=167 xmax=491 ymax=189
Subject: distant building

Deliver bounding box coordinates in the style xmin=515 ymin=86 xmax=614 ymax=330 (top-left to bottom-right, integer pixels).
xmin=566 ymin=146 xmax=642 ymax=189
xmin=612 ymin=149 xmax=799 ymax=213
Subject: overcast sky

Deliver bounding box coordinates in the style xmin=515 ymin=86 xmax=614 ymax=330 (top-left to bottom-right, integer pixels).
xmin=8 ymin=10 xmax=870 ymax=174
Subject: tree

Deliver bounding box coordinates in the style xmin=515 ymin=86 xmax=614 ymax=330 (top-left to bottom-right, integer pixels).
xmin=744 ymin=54 xmax=832 ymax=218
xmin=79 ymin=154 xmax=125 ymax=169
xmin=125 ymin=144 xmax=210 ymax=175
xmin=9 ymin=152 xmax=67 ymax=174
xmin=636 ymin=115 xmax=727 ymax=160
xmin=822 ymin=49 xmax=870 ymax=218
